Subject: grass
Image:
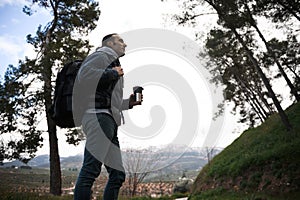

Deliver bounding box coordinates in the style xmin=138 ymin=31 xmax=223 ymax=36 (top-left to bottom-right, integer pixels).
xmin=189 ymin=190 xmax=300 ymax=200
xmin=0 ymin=167 xmax=187 ymax=200
xmin=191 ymin=102 xmax=300 ymax=199
xmin=0 ymin=167 xmax=77 ymax=191
xmin=2 ymin=103 xmax=299 ymax=199
xmin=0 ymin=168 xmax=77 ymax=200
xmin=0 ymin=192 xmax=186 ymax=200
xmin=0 ymin=187 xmax=73 ymax=200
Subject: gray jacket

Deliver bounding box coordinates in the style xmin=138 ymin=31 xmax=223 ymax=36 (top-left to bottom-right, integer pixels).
xmin=77 ymin=46 xmax=130 ymax=126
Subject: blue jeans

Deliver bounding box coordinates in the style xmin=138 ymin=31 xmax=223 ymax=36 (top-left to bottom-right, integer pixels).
xmin=74 ymin=113 xmax=126 ymax=200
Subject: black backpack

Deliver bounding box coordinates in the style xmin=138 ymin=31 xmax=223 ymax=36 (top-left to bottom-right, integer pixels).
xmin=50 ymin=60 xmax=84 ymax=128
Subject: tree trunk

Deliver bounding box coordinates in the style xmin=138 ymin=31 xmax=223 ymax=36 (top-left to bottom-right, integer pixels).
xmin=254 ymin=84 xmax=275 ymax=114
xmin=231 ymin=28 xmax=293 ymax=131
xmin=48 ymin=115 xmax=62 ymax=195
xmin=277 ymin=0 xmax=300 ymax=22
xmin=245 ymin=4 xmax=300 ymax=102
xmin=43 ymin=64 xmax=62 ymax=195
xmin=132 ymin=174 xmax=138 ymax=197
xmin=251 ymin=94 xmax=269 ymax=120
xmin=234 ymin=74 xmax=269 ymax=120
xmin=247 ymin=98 xmax=265 ymax=123
xmin=236 ymin=78 xmax=266 ymax=122
xmin=43 ymin=3 xmax=62 ymax=193
xmin=204 ymin=0 xmax=293 ymax=131
xmin=285 ymin=63 xmax=300 ymax=84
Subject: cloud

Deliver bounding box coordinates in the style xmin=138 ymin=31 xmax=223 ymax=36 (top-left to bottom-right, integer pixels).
xmin=0 ymin=0 xmax=27 ymax=7
xmin=0 ymin=36 xmax=23 ymax=78
xmin=11 ymin=18 xmax=20 ymax=24
xmin=0 ymin=35 xmax=35 ymax=71
xmin=0 ymin=36 xmax=23 ymax=59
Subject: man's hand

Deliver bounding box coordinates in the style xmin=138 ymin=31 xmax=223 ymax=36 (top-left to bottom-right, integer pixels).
xmin=113 ymin=66 xmax=124 ymax=76
xmin=129 ymin=94 xmax=143 ymax=108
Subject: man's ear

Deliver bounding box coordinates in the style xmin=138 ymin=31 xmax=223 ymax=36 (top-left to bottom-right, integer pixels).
xmin=106 ymin=40 xmax=114 ymax=48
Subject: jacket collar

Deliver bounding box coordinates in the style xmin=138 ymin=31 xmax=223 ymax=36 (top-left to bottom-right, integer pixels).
xmin=96 ymin=46 xmax=118 ymax=59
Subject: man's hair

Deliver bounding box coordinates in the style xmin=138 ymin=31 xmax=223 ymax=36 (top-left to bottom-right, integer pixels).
xmin=102 ymin=33 xmax=117 ymax=46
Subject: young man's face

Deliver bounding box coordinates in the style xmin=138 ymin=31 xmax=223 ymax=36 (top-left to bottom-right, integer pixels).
xmin=108 ymin=34 xmax=127 ymax=57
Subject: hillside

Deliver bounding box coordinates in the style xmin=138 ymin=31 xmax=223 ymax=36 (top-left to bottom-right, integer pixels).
xmin=191 ymin=102 xmax=300 ymax=199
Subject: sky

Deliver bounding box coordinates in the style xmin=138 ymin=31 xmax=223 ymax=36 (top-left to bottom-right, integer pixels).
xmin=0 ymin=1 xmax=45 ymax=76
xmin=0 ymin=0 xmax=246 ymax=157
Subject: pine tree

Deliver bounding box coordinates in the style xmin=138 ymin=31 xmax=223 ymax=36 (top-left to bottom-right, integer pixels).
xmin=0 ymin=0 xmax=100 ymax=195
xmin=163 ymin=0 xmax=296 ymax=131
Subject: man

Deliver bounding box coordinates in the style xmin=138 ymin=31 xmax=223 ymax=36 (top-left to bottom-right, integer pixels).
xmin=74 ymin=33 xmax=142 ymax=200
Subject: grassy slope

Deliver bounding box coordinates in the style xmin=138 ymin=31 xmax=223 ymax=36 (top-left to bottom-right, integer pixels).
xmin=191 ymin=102 xmax=300 ymax=199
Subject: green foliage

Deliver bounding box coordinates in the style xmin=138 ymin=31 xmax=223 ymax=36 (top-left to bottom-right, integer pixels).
xmin=171 ymin=0 xmax=300 ymax=129
xmin=191 ymin=102 xmax=300 ymax=197
xmin=0 ymin=0 xmax=100 ymax=163
xmin=205 ymin=26 xmax=273 ymax=127
xmin=253 ymin=0 xmax=300 ymax=23
xmin=167 ymin=1 xmax=300 ymax=196
xmin=25 ymin=0 xmax=101 ymax=65
xmin=128 ymin=194 xmax=186 ymax=200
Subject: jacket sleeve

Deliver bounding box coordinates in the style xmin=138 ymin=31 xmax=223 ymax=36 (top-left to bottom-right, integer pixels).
xmin=122 ymin=98 xmax=132 ymax=110
xmin=78 ymin=51 xmax=119 ymax=84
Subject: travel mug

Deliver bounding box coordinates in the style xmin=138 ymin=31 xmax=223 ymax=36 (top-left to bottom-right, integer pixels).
xmin=133 ymin=86 xmax=144 ymax=102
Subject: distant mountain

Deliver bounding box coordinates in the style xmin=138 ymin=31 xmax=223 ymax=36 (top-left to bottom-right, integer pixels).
xmin=28 ymin=154 xmax=50 ymax=167
xmin=1 ymin=154 xmax=84 ymax=169
xmin=2 ymin=147 xmax=222 ymax=172
xmin=30 ymin=154 xmax=84 ymax=169
xmin=1 ymin=154 xmax=48 ymax=168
